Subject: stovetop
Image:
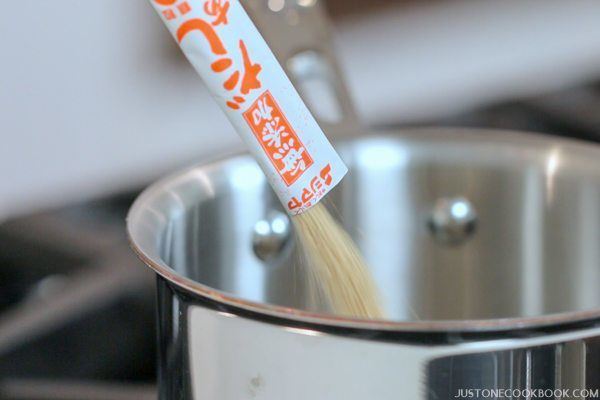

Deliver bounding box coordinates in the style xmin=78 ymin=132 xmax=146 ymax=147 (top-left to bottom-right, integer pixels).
xmin=0 ymin=193 xmax=157 ymax=400
xmin=1 ymin=83 xmax=599 ymax=399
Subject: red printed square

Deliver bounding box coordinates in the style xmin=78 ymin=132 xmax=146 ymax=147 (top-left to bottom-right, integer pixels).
xmin=177 ymin=1 xmax=191 ymax=14
xmin=162 ymin=8 xmax=176 ymax=20
xmin=243 ymin=91 xmax=313 ymax=186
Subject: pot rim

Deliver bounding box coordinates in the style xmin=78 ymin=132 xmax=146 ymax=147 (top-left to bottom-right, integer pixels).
xmin=127 ymin=127 xmax=600 ymax=333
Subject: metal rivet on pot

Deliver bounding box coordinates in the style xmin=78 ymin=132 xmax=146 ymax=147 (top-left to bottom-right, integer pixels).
xmin=297 ymin=0 xmax=317 ymax=7
xmin=428 ymin=197 xmax=477 ymax=245
xmin=267 ymin=0 xmax=286 ymax=12
xmin=252 ymin=211 xmax=292 ymax=261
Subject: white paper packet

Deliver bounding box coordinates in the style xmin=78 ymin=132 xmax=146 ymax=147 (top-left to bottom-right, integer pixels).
xmin=149 ymin=0 xmax=347 ymax=215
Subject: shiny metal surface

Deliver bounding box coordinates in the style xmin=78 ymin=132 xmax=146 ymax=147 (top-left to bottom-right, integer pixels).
xmin=243 ymin=0 xmax=361 ymax=138
xmin=128 ymin=129 xmax=600 ymax=399
xmin=181 ymin=305 xmax=599 ymax=400
xmin=129 ymin=129 xmax=600 ymax=330
xmin=428 ymin=196 xmax=477 ymax=245
xmin=251 ymin=211 xmax=292 ymax=262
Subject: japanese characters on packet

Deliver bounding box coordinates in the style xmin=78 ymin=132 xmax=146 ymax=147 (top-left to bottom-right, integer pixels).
xmin=150 ymin=0 xmax=347 ymax=215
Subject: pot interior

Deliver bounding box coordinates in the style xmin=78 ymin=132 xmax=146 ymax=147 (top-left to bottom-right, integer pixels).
xmin=131 ymin=129 xmax=600 ymax=324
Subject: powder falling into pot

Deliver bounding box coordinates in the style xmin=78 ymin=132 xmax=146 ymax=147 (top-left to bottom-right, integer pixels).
xmin=295 ymin=201 xmax=385 ymax=318
xmin=148 ymin=0 xmax=384 ymax=319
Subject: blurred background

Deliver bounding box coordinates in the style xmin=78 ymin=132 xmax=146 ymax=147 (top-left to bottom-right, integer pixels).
xmin=2 ymin=0 xmax=600 ymax=398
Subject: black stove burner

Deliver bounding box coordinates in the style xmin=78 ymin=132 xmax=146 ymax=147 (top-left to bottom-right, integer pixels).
xmin=0 ymin=193 xmax=157 ymax=400
xmin=397 ymin=83 xmax=600 ymax=143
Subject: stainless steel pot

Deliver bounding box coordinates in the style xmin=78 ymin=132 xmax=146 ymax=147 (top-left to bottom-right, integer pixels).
xmin=128 ymin=128 xmax=600 ymax=399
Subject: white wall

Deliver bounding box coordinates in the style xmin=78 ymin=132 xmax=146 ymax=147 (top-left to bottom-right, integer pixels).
xmin=2 ymin=0 xmax=600 ymax=219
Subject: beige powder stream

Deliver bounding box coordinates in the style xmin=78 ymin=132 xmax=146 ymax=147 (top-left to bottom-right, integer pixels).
xmin=294 ymin=202 xmax=385 ymax=319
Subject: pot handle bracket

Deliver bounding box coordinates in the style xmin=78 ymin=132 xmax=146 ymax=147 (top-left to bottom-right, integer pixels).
xmin=242 ymin=0 xmax=362 ymax=139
